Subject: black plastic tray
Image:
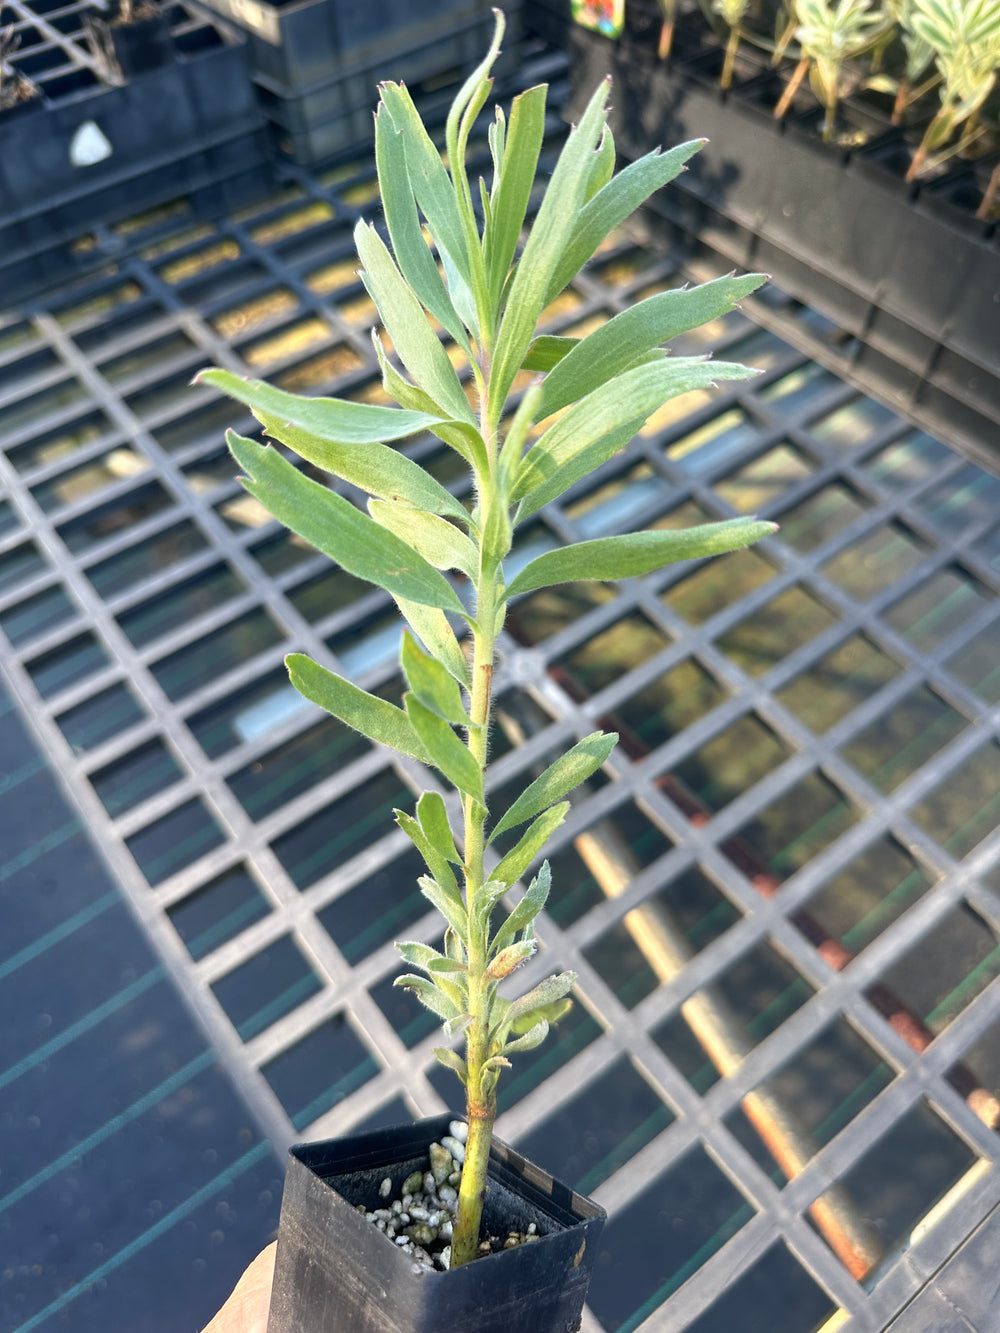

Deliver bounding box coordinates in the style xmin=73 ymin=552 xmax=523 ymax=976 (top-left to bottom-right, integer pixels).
xmin=568 ymin=23 xmax=1000 ymax=458
xmin=0 ymin=17 xmax=272 ymax=302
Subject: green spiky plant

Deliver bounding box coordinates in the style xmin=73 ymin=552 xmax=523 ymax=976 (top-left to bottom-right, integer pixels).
xmin=905 ymin=0 xmax=1000 ymax=179
xmin=867 ymin=0 xmax=938 ymax=124
xmin=198 ymin=10 xmax=774 ymax=1270
xmin=709 ymin=0 xmax=754 ymax=87
xmin=774 ymin=0 xmax=889 ymax=136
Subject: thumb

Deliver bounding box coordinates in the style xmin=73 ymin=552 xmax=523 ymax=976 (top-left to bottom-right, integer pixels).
xmin=201 ymin=1241 xmax=277 ymax=1333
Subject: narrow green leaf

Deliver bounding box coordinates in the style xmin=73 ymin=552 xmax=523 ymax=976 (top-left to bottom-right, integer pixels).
xmin=258 ymin=411 xmax=466 ymax=520
xmin=438 ymin=242 xmax=481 ymax=338
xmin=287 ymin=652 xmax=430 ymax=763
xmin=372 ymin=332 xmax=487 ymax=474
xmin=393 ymin=973 xmax=459 ymax=1022
xmin=535 ymin=273 xmax=767 ymax=420
xmin=488 ymin=105 xmax=506 ymax=199
xmin=379 ymin=81 xmax=472 ymax=286
xmin=470 ymin=879 xmax=511 ymax=949
xmin=396 ymin=939 xmax=452 ymax=974
xmin=480 ymin=1056 xmax=511 ymax=1096
xmin=511 ymin=360 xmax=756 ymax=505
xmin=198 ymin=368 xmax=443 ymax=443
xmin=446 ymin=15 xmax=502 ymax=335
xmin=492 ymin=861 xmax=552 ymax=952
xmin=522 ymin=335 xmax=577 ymax=372
xmin=394 ymin=596 xmax=471 ymax=689
xmin=417 ymin=790 xmax=461 ymax=865
xmin=401 ymin=630 xmax=469 ymax=725
xmin=419 ymin=873 xmax=469 ymax=939
xmin=375 ymin=102 xmax=472 ymax=355
xmin=498 ymin=381 xmax=543 ymax=486
xmin=489 ymin=78 xmax=611 ymax=418
xmin=505 ymin=971 xmax=577 ymax=1028
xmin=406 ymin=694 xmax=484 ymax=800
xmin=506 ymin=517 xmax=778 ymax=597
xmin=370 ymin=498 xmax=478 ymax=578
xmin=509 ymin=996 xmax=571 ymax=1036
xmin=515 ymin=414 xmax=646 ymax=523
xmin=482 ymin=494 xmax=512 ymax=568
xmin=489 ymin=732 xmax=617 ymax=843
xmin=503 ymin=1019 xmax=549 ymax=1054
xmin=545 ymin=140 xmax=704 ymax=304
xmin=227 ymin=431 xmax=464 ymax=613
xmin=585 ymin=124 xmax=616 ymax=202
xmin=396 ymin=809 xmax=460 ymax=902
xmin=491 ymin=805 xmax=568 ymax=888
xmin=428 ymin=955 xmax=468 ymax=975
xmin=485 ymin=83 xmax=547 ymax=303
xmin=355 ymin=220 xmax=474 ymax=425
xmin=433 ymin=1047 xmax=468 ymax=1082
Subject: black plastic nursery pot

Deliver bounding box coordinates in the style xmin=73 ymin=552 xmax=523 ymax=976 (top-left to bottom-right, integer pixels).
xmin=188 ymin=0 xmax=522 ymax=163
xmin=0 ymin=20 xmax=271 ymax=301
xmin=86 ymin=10 xmax=177 ymax=79
xmin=567 ymin=19 xmax=1000 ymax=460
xmin=257 ymin=9 xmax=516 ymax=164
xmin=189 ymin=0 xmax=517 ymax=94
xmin=267 ymin=1113 xmax=606 ymax=1333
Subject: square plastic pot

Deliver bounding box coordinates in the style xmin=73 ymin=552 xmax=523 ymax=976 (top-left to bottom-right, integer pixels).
xmin=188 ymin=0 xmax=512 ymax=93
xmin=267 ymin=1113 xmax=606 ymax=1333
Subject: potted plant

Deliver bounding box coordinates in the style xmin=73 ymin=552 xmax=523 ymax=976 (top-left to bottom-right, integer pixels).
xmin=0 ymin=18 xmax=41 ymax=117
xmin=85 ymin=0 xmax=175 ymax=80
xmin=199 ymin=11 xmax=774 ymax=1328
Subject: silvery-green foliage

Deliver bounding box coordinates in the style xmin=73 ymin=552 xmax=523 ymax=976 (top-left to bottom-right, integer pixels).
xmin=793 ymin=0 xmax=889 ymax=135
xmin=200 ymin=12 xmax=774 ymax=1109
xmin=905 ymin=0 xmax=1000 ymax=173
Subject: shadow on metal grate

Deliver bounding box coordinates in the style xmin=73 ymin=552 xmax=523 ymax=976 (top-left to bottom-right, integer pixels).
xmin=1 ymin=44 xmax=999 ymax=1333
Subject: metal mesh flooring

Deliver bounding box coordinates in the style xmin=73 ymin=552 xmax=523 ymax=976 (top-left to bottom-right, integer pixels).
xmin=2 ymin=61 xmax=1000 ymax=1332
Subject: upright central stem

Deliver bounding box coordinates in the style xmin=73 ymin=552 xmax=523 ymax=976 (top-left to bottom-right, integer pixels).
xmin=450 ymin=378 xmax=499 ymax=1269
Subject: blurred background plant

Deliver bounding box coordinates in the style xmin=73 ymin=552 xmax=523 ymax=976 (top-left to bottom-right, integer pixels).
xmin=704 ymin=0 xmax=753 ymax=86
xmin=656 ymin=0 xmax=678 ymax=56
xmin=634 ymin=0 xmax=1000 ymax=200
xmin=0 ymin=12 xmax=37 ymax=109
xmin=773 ymin=0 xmax=890 ymax=138
xmin=905 ymin=0 xmax=1000 ymax=177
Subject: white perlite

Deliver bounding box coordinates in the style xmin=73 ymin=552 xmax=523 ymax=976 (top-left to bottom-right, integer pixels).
xmin=360 ymin=1139 xmax=538 ymax=1272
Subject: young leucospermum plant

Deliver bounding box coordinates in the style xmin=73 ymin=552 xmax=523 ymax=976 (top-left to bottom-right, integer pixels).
xmin=199 ymin=10 xmax=774 ymax=1270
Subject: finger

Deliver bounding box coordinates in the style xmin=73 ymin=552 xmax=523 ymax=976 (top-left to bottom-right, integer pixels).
xmin=201 ymin=1241 xmax=277 ymax=1333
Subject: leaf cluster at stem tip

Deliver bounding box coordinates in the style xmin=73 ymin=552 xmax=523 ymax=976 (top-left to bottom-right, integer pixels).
xmin=198 ymin=6 xmax=776 ymax=1267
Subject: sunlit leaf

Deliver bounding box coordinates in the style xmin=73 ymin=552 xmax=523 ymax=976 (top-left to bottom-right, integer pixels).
xmin=226 ymin=431 xmax=464 ymax=613
xmin=489 ymin=733 xmax=617 ymax=842
xmin=506 ymin=517 xmax=778 ymax=596
xmin=286 ymin=652 xmax=428 ymax=762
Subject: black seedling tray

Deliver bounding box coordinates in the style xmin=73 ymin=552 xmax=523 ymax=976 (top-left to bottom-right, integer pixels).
xmin=0 ymin=11 xmax=272 ymax=302
xmin=255 ymin=8 xmax=513 ymax=164
xmin=568 ymin=21 xmax=1000 ymax=463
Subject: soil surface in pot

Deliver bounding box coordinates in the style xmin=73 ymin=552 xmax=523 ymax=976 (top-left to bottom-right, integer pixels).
xmin=357 ymin=1121 xmax=543 ymax=1272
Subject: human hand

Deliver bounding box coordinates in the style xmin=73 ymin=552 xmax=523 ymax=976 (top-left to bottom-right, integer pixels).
xmin=201 ymin=1242 xmax=276 ymax=1333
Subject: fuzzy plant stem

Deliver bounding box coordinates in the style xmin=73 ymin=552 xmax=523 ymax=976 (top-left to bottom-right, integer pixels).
xmin=822 ymin=90 xmax=839 ymax=141
xmin=450 ymin=400 xmax=500 ymax=1269
xmin=721 ymin=25 xmax=740 ymax=90
xmin=774 ymin=55 xmax=809 ymax=119
xmin=892 ymin=77 xmax=910 ymax=125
